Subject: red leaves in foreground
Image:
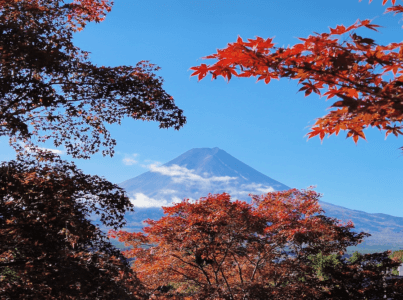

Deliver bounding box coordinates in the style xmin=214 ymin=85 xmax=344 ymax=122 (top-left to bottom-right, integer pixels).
xmin=112 ymin=189 xmax=403 ymax=299
xmin=191 ymin=0 xmax=403 ymax=146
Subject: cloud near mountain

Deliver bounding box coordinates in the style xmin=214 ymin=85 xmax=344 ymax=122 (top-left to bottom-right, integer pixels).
xmin=121 ymin=147 xmax=290 ymax=208
xmin=128 ymin=163 xmax=268 ymax=207
xmin=148 ymin=163 xmax=237 ymax=185
xmin=129 ymin=192 xmax=181 ymax=208
xmin=239 ymin=183 xmax=275 ymax=194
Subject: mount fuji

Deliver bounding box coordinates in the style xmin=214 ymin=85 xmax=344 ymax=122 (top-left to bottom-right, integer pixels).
xmin=118 ymin=147 xmax=403 ymax=252
xmin=120 ymin=147 xmax=289 ymax=207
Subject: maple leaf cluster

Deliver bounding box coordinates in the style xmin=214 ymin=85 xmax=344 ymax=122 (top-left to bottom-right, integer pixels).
xmin=191 ymin=0 xmax=403 ymax=145
xmin=112 ymin=190 xmax=403 ymax=299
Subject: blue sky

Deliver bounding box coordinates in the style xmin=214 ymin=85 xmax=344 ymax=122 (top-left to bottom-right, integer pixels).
xmin=1 ymin=0 xmax=403 ymax=217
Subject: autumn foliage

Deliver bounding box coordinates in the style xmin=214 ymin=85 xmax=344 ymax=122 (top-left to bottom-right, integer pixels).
xmin=0 ymin=157 xmax=145 ymax=299
xmin=191 ymin=0 xmax=403 ymax=145
xmin=0 ymin=0 xmax=113 ymax=31
xmin=0 ymin=0 xmax=178 ymax=297
xmin=2 ymin=0 xmax=403 ymax=298
xmin=112 ymin=190 xmax=403 ymax=299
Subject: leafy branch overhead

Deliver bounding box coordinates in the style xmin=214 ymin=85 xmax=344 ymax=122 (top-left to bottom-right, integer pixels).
xmin=0 ymin=0 xmax=186 ymax=158
xmin=191 ymin=0 xmax=403 ymax=145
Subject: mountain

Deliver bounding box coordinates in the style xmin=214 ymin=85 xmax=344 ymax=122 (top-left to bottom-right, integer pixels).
xmin=120 ymin=147 xmax=289 ymax=206
xmin=118 ymin=147 xmax=403 ymax=253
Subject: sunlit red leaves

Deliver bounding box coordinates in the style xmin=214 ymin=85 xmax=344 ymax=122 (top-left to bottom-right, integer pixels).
xmin=243 ymin=36 xmax=275 ymax=52
xmin=191 ymin=1 xmax=403 ymax=146
xmin=114 ymin=189 xmax=372 ymax=299
xmin=189 ymin=63 xmax=212 ymax=81
xmin=385 ymin=4 xmax=403 ymax=19
xmin=329 ymin=24 xmax=357 ymax=35
xmin=346 ymin=129 xmax=367 ymax=144
xmin=381 ymin=0 xmax=397 ymax=6
xmin=328 ymin=19 xmax=380 ymax=37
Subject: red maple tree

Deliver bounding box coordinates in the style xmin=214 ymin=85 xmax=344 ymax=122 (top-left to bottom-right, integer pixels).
xmin=112 ymin=190 xmax=403 ymax=299
xmin=191 ymin=0 xmax=403 ymax=145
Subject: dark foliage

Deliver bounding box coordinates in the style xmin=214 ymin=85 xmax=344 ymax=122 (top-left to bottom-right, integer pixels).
xmin=0 ymin=0 xmax=186 ymax=158
xmin=0 ymin=157 xmax=146 ymax=299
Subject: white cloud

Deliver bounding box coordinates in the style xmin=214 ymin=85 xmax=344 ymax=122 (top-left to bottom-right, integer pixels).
xmin=140 ymin=160 xmax=161 ymax=168
xmin=123 ymin=157 xmax=137 ymax=165
xmin=129 ymin=193 xmax=198 ymax=208
xmin=129 ymin=193 xmax=170 ymax=208
xmin=148 ymin=163 xmax=237 ymax=185
xmin=128 ymin=162 xmax=277 ymax=207
xmin=222 ymin=183 xmax=276 ymax=200
xmin=171 ymin=196 xmax=197 ymax=205
xmin=129 ymin=184 xmax=276 ymax=208
xmin=228 ymin=189 xmax=250 ymax=196
xmin=123 ymin=153 xmax=138 ymax=165
xmin=171 ymin=196 xmax=183 ymax=204
xmin=241 ymin=183 xmax=275 ymax=194
xmin=160 ymin=189 xmax=177 ymax=194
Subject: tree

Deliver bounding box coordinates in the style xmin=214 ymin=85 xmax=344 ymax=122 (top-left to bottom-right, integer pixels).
xmin=191 ymin=0 xmax=403 ymax=146
xmin=308 ymin=250 xmax=403 ymax=298
xmin=0 ymin=0 xmax=185 ymax=298
xmin=0 ymin=0 xmax=186 ymax=159
xmin=390 ymin=249 xmax=403 ymax=262
xmin=308 ymin=252 xmax=341 ymax=281
xmin=0 ymin=157 xmax=146 ymax=299
xmin=112 ymin=189 xmax=403 ymax=299
xmin=390 ymin=250 xmax=403 ymax=275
